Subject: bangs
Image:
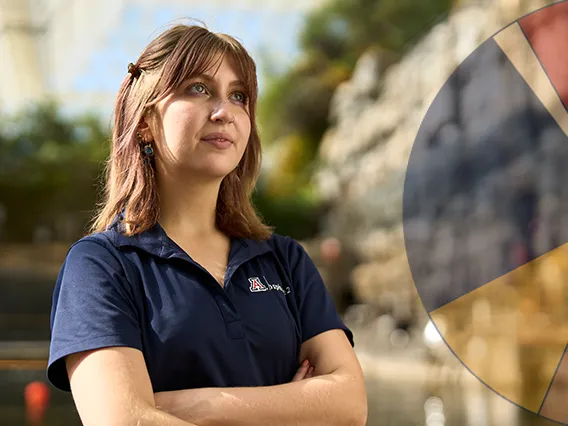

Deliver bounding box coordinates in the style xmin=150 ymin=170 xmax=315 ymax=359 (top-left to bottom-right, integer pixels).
xmin=155 ymin=29 xmax=257 ymax=103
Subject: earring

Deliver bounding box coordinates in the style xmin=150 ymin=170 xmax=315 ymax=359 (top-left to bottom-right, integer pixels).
xmin=143 ymin=143 xmax=154 ymax=157
xmin=136 ymin=132 xmax=154 ymax=158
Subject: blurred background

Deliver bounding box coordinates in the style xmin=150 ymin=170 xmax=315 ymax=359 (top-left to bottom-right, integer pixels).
xmin=2 ymin=0 xmax=568 ymax=424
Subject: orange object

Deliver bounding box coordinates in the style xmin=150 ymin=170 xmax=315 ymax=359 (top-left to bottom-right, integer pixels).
xmin=24 ymin=381 xmax=50 ymax=425
xmin=320 ymin=237 xmax=341 ymax=264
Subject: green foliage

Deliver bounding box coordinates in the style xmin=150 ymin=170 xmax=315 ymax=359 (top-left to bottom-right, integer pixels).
xmin=252 ymin=186 xmax=322 ymax=240
xmin=258 ymin=53 xmax=350 ymax=150
xmin=258 ymin=0 xmax=454 ymax=233
xmin=304 ymin=0 xmax=455 ymax=60
xmin=260 ymin=0 xmax=455 ymax=145
xmin=0 ymin=101 xmax=108 ymax=242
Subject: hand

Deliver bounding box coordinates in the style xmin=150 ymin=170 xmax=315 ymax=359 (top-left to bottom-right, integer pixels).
xmin=291 ymin=359 xmax=315 ymax=382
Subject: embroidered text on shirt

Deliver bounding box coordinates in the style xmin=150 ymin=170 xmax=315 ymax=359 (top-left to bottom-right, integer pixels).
xmin=248 ymin=276 xmax=291 ymax=295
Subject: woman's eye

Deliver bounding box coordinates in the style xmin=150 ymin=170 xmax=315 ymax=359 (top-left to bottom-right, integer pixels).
xmin=189 ymin=83 xmax=207 ymax=94
xmin=232 ymin=92 xmax=247 ymax=104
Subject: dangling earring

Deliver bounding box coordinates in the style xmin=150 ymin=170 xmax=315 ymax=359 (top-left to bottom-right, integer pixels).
xmin=143 ymin=143 xmax=154 ymax=157
xmin=137 ymin=132 xmax=154 ymax=158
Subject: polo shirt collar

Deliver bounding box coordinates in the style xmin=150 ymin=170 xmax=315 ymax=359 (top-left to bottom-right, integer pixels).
xmin=106 ymin=212 xmax=273 ymax=265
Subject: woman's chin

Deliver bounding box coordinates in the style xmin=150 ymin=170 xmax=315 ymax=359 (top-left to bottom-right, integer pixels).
xmin=193 ymin=163 xmax=239 ymax=181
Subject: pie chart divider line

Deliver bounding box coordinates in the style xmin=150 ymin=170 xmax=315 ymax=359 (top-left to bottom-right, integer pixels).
xmin=403 ymin=1 xmax=568 ymax=314
xmin=452 ymin=0 xmax=568 ymax=51
xmin=538 ymin=342 xmax=568 ymax=415
xmin=424 ymin=243 xmax=568 ymax=419
xmin=495 ymin=20 xmax=568 ymax=146
xmin=402 ymin=33 xmax=549 ymax=313
xmin=425 ymin=241 xmax=568 ymax=318
xmin=517 ymin=18 xmax=568 ymax=117
xmin=427 ymin=311 xmax=568 ymax=425
xmin=425 ymin=273 xmax=497 ymax=319
xmin=400 ymin=0 xmax=568 ymax=421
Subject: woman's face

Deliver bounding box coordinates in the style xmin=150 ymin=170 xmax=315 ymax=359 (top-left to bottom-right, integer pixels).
xmin=145 ymin=54 xmax=252 ymax=181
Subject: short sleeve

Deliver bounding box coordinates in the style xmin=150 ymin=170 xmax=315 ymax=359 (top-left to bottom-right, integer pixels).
xmin=287 ymin=238 xmax=354 ymax=347
xmin=47 ymin=238 xmax=142 ymax=392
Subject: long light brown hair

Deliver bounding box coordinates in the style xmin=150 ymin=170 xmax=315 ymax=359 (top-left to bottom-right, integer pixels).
xmin=89 ymin=23 xmax=273 ymax=240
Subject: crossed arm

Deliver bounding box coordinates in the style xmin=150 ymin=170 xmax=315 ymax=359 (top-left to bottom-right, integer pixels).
xmin=154 ymin=329 xmax=367 ymax=426
xmin=66 ymin=329 xmax=367 ymax=426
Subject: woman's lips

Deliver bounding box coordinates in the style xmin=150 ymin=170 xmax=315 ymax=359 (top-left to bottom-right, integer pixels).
xmin=201 ymin=138 xmax=232 ymax=149
xmin=201 ymin=132 xmax=233 ymax=150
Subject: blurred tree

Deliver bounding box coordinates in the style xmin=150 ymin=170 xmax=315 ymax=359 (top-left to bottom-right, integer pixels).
xmin=252 ymin=186 xmax=323 ymax=240
xmin=0 ymin=100 xmax=108 ymax=242
xmin=258 ymin=0 xmax=455 ymax=220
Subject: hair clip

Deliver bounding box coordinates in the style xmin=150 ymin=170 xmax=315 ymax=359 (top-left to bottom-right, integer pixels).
xmin=128 ymin=62 xmax=141 ymax=78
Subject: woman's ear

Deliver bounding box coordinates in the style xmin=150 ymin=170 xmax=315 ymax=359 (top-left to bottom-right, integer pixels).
xmin=137 ymin=114 xmax=155 ymax=143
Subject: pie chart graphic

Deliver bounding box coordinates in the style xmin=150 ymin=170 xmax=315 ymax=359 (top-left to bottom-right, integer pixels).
xmin=403 ymin=1 xmax=568 ymax=424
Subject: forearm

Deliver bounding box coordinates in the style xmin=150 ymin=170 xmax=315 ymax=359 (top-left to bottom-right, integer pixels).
xmin=156 ymin=369 xmax=366 ymax=426
xmin=77 ymin=401 xmax=199 ymax=426
xmin=128 ymin=402 xmax=200 ymax=426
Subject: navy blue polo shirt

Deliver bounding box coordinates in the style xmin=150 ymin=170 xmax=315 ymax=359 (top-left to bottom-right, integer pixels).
xmin=47 ymin=217 xmax=354 ymax=392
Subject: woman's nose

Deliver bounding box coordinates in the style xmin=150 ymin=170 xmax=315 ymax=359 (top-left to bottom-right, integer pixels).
xmin=210 ymin=101 xmax=235 ymax=124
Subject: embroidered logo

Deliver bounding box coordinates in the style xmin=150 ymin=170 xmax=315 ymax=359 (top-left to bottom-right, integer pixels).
xmin=248 ymin=277 xmax=268 ymax=292
xmin=248 ymin=276 xmax=291 ymax=295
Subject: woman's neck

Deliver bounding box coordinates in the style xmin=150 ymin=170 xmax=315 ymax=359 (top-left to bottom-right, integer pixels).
xmin=156 ymin=173 xmax=224 ymax=241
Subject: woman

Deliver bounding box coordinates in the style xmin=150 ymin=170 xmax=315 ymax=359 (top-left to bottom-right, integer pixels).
xmin=47 ymin=23 xmax=367 ymax=426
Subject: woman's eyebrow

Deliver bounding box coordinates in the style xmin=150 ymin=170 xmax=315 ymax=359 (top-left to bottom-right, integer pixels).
xmin=192 ymin=73 xmax=245 ymax=88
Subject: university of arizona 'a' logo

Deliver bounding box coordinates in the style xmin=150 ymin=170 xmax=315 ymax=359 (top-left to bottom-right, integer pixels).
xmin=248 ymin=277 xmax=268 ymax=292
